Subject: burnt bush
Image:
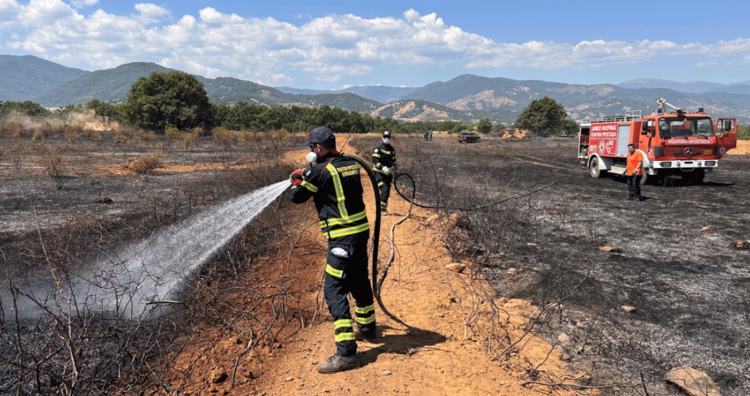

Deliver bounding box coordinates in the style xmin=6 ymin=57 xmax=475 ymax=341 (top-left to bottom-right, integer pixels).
xmin=0 ymin=132 xmax=304 ymax=394
xmin=36 ymin=143 xmax=67 ymax=189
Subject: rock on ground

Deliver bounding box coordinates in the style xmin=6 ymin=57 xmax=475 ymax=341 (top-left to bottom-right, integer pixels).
xmin=664 ymin=366 xmax=722 ymax=396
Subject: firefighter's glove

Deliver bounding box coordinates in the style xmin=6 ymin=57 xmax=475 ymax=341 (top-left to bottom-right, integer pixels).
xmin=382 ymin=166 xmax=391 ymax=176
xmin=290 ymin=168 xmax=306 ymax=186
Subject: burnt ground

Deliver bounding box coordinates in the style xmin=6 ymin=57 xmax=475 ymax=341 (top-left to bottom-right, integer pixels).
xmin=2 ymin=132 xmax=748 ymax=394
xmin=0 ymin=134 xmax=302 ymax=394
xmin=389 ymin=136 xmax=750 ymax=395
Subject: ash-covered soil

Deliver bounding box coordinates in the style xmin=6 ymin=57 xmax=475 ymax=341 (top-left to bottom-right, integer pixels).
xmin=0 ymin=135 xmax=300 ymax=393
xmin=394 ymin=136 xmax=750 ymax=395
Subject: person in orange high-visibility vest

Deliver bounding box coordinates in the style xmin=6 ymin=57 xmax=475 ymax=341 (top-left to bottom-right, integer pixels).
xmin=626 ymin=144 xmax=644 ymax=201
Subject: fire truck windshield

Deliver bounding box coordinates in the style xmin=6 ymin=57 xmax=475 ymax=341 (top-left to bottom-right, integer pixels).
xmin=658 ymin=117 xmax=714 ymax=139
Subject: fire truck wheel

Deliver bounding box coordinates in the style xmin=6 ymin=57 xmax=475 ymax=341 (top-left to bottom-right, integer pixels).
xmin=588 ymin=157 xmax=603 ymax=178
xmin=683 ymin=170 xmax=705 ymax=184
xmin=648 ymin=174 xmax=665 ymax=186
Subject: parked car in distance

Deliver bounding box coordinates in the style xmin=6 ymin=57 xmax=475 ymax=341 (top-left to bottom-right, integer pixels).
xmin=457 ymin=130 xmax=480 ymax=143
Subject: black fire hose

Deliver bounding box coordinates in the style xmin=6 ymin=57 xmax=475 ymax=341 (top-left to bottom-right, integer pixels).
xmin=341 ymin=154 xmax=382 ymax=298
xmin=376 ymin=173 xmax=415 ymax=292
xmin=393 ymin=173 xmax=435 ymax=209
xmin=342 ymin=154 xmax=412 ymax=327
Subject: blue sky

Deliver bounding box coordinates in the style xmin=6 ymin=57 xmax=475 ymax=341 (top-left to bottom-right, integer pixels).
xmin=1 ymin=0 xmax=749 ymax=89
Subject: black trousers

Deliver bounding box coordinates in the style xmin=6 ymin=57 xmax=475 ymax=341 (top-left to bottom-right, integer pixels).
xmin=324 ymin=238 xmax=375 ymax=356
xmin=375 ymin=173 xmax=392 ymax=209
xmin=627 ymin=175 xmax=642 ymax=199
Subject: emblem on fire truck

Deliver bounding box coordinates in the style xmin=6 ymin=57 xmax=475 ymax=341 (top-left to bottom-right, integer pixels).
xmin=683 ymin=147 xmax=693 ymax=155
xmin=598 ymin=141 xmax=605 ymax=154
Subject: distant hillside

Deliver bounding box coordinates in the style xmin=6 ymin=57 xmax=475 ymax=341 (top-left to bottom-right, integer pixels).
xmin=370 ymin=100 xmax=514 ymax=124
xmin=294 ymin=93 xmax=382 ymax=113
xmin=200 ymin=79 xmax=383 ymax=113
xmin=0 ymin=55 xmax=88 ymax=102
xmin=276 ymin=85 xmax=418 ymax=103
xmin=706 ymin=84 xmax=750 ymax=95
xmin=617 ymin=78 xmax=729 ymax=94
xmin=6 ymin=56 xmax=750 ymax=123
xmin=33 ymin=62 xmax=175 ymax=106
xmin=27 ymin=63 xmax=385 ymax=113
xmin=397 ymin=74 xmax=750 ymax=122
xmin=201 ymin=77 xmax=296 ymax=107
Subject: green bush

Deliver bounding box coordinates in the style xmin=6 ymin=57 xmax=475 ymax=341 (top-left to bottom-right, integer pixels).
xmin=738 ymin=125 xmax=750 ymax=140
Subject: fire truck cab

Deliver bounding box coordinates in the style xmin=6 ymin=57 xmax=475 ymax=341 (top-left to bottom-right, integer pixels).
xmin=578 ymin=98 xmax=738 ymax=184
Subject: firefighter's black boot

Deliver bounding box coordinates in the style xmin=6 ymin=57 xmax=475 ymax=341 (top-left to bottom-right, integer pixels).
xmin=316 ymin=354 xmax=359 ymax=374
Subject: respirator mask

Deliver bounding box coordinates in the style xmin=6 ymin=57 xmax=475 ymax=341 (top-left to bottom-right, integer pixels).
xmin=383 ymin=137 xmax=390 ymax=144
xmin=306 ymin=144 xmax=318 ymax=164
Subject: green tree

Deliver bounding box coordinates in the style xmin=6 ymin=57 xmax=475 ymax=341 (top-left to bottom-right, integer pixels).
xmin=124 ymin=71 xmax=212 ymax=132
xmin=0 ymin=100 xmax=51 ymax=120
xmin=563 ymin=119 xmax=580 ymax=136
xmin=477 ymin=118 xmax=492 ymax=134
xmin=514 ymin=96 xmax=568 ymax=135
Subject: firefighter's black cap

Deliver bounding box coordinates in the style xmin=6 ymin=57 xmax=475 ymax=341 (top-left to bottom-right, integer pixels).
xmin=383 ymin=130 xmax=392 ymax=138
xmin=306 ymin=126 xmax=335 ymax=146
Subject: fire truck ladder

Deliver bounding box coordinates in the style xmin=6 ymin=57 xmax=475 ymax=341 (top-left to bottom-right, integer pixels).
xmin=582 ymin=110 xmax=642 ymax=125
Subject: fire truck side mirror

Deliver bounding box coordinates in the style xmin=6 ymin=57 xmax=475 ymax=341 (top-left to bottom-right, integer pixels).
xmin=641 ymin=122 xmax=650 ymax=135
xmin=724 ymin=120 xmax=733 ymax=132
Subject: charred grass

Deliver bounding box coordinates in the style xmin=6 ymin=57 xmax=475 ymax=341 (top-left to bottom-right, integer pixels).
xmin=392 ymin=136 xmax=750 ymax=395
xmin=0 ymin=132 xmax=307 ymax=394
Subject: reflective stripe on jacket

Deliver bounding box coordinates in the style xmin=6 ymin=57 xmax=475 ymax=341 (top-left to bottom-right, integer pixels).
xmin=372 ymin=142 xmax=396 ymax=173
xmin=289 ymin=153 xmax=370 ymax=243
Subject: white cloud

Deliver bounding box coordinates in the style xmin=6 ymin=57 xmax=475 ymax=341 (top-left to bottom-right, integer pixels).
xmin=71 ymin=0 xmax=97 ymax=8
xmin=134 ymin=3 xmax=168 ymax=19
xmin=2 ymin=3 xmax=750 ymax=84
xmin=314 ymin=74 xmax=341 ymax=82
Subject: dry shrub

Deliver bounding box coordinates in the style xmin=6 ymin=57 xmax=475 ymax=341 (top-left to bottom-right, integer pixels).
xmin=91 ymin=131 xmax=104 ymax=142
xmin=183 ymin=127 xmax=203 ymax=150
xmin=65 ymin=124 xmax=84 ymax=142
xmin=165 ymin=125 xmax=181 ymax=148
xmin=124 ymin=154 xmax=161 ymax=174
xmin=41 ymin=121 xmax=64 ymax=137
xmin=32 ymin=129 xmax=44 ymax=141
xmin=115 ymin=125 xmax=140 ymax=145
xmin=36 ymin=144 xmax=66 ymax=189
xmin=7 ymin=142 xmax=23 ymax=170
xmin=212 ymin=127 xmax=237 ymax=147
xmin=139 ymin=129 xmax=156 ymax=142
xmin=272 ymin=129 xmax=289 ymax=145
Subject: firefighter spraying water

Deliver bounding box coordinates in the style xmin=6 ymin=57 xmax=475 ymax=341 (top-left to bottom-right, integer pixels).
xmin=579 ymin=98 xmax=738 ymax=185
xmin=288 ymin=127 xmax=382 ymax=374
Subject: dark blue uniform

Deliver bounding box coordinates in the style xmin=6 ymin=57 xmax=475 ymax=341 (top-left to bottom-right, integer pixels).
xmin=372 ymin=142 xmax=396 ymax=210
xmin=289 ymin=152 xmax=375 ymax=357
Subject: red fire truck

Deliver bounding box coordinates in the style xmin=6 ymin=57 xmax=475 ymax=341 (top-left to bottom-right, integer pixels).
xmin=578 ymin=98 xmax=738 ymax=184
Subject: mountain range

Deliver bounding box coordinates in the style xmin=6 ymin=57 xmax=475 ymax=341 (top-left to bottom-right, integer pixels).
xmin=2 ymin=54 xmax=750 ymax=123
xmin=618 ymin=78 xmax=750 ymax=95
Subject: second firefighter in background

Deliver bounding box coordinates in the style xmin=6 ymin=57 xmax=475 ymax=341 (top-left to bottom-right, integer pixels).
xmin=372 ymin=131 xmax=396 ymax=213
